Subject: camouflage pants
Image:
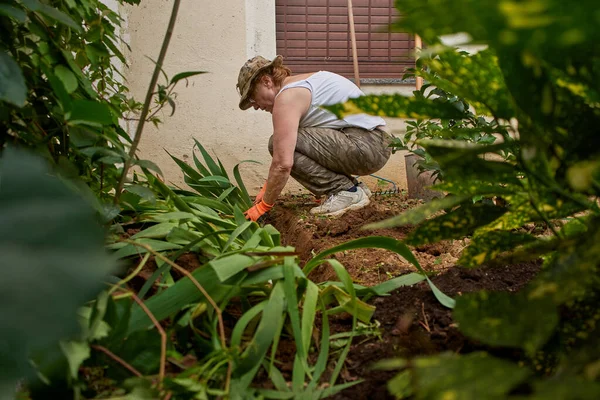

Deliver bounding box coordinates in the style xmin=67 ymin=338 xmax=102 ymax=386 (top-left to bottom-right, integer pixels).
xmin=269 ymin=126 xmax=392 ymax=196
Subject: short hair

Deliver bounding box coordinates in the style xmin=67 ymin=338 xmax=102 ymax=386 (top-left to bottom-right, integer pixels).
xmin=253 ymin=64 xmax=292 ymax=89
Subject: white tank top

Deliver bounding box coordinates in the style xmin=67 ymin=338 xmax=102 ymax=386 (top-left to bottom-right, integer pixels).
xmin=275 ymin=71 xmax=386 ymax=130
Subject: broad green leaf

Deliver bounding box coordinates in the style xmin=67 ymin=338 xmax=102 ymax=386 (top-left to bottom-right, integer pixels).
xmin=135 ymin=159 xmax=163 ymax=176
xmin=125 ymin=184 xmax=157 ymax=204
xmin=0 ymin=52 xmax=26 ymax=107
xmin=243 ymin=263 xmax=305 ymax=285
xmin=131 ymin=222 xmax=178 ymax=239
xmin=530 ymin=216 xmax=600 ymax=305
xmin=193 ymin=138 xmax=225 ymax=177
xmin=233 ymin=160 xmax=260 ymax=208
xmin=529 ymin=377 xmax=600 ymax=400
xmin=454 ymin=291 xmax=558 ymax=354
xmin=180 ymin=196 xmax=234 ymax=214
xmin=320 ymin=285 xmax=375 ymax=323
xmin=432 ymin=181 xmax=517 ymax=196
xmin=235 ymin=282 xmax=286 ymax=375
xmin=0 ymin=5 xmax=26 ymax=22
xmin=110 ymin=238 xmax=182 ymax=259
xmin=66 ymin=99 xmax=113 ymax=126
xmin=24 ymin=0 xmax=82 ymax=31
xmin=418 ymin=48 xmax=515 ymax=119
xmin=407 ymin=203 xmax=507 ymax=245
xmin=231 ymin=301 xmax=266 ymax=348
xmin=326 ymin=93 xmax=466 ymax=120
xmin=128 ymin=266 xmax=233 ymax=333
xmin=301 ymin=281 xmax=319 ymax=352
xmin=368 ymin=272 xmax=427 ymax=296
xmin=282 ymin=258 xmax=307 ymax=386
xmin=0 ymin=148 xmax=114 ymax=386
xmin=209 ymin=254 xmax=256 ymax=282
xmin=459 ymin=230 xmax=536 ymax=267
xmin=59 ymin=340 xmax=90 ymax=378
xmin=407 ymin=352 xmax=530 ymax=400
xmin=55 ymin=65 xmax=78 ymax=93
xmin=150 ymin=211 xmax=196 ymax=222
xmin=170 ymin=71 xmax=207 ymax=85
xmin=305 ymin=236 xmax=455 ymax=308
xmin=364 ymin=195 xmax=471 ymax=230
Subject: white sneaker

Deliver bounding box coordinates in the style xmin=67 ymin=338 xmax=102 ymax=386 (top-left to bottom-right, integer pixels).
xmin=310 ymin=186 xmax=370 ymax=217
xmin=358 ymin=182 xmax=372 ymax=198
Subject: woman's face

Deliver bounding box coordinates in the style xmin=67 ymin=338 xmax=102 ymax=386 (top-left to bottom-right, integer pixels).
xmin=249 ymin=76 xmax=276 ymax=113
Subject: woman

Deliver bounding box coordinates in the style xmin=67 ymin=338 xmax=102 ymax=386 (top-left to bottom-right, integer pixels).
xmin=238 ymin=55 xmax=392 ymax=221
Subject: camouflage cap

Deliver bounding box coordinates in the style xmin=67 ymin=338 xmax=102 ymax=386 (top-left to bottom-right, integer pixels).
xmin=236 ymin=55 xmax=283 ymax=110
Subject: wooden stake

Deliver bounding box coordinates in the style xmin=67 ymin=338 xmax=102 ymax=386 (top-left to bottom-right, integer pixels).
xmin=348 ymin=0 xmax=360 ymax=88
xmin=415 ymin=34 xmax=423 ymax=90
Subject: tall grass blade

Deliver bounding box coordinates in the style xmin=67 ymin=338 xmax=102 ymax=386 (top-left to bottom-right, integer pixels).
xmin=193 ymin=138 xmax=224 ymax=177
xmin=305 ymin=237 xmax=455 ymax=308
xmin=233 ymin=160 xmax=260 ymax=208
xmin=235 ymin=282 xmax=286 ymax=376
xmin=231 ymin=301 xmax=266 ymax=347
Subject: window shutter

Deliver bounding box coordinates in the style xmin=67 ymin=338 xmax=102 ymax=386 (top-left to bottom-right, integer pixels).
xmin=276 ymin=0 xmax=414 ymax=79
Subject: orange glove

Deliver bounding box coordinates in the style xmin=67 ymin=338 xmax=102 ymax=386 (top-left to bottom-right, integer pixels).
xmin=254 ymin=181 xmax=268 ymax=205
xmin=244 ymin=199 xmax=274 ymax=222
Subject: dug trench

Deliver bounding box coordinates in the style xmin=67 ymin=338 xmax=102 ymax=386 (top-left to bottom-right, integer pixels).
xmin=262 ymin=194 xmax=541 ymax=400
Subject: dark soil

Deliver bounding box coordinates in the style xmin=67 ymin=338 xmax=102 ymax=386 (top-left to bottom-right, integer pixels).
xmin=122 ymin=193 xmax=541 ymax=399
xmin=264 ymin=193 xmax=541 ymax=399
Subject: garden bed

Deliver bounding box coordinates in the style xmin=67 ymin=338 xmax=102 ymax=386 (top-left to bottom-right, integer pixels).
xmin=265 ymin=193 xmax=541 ymax=399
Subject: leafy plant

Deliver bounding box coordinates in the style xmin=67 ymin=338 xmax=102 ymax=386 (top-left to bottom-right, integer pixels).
xmin=0 ymin=147 xmax=115 ymax=398
xmin=391 ymin=59 xmax=511 ymax=182
xmin=327 ymin=0 xmax=600 ymax=397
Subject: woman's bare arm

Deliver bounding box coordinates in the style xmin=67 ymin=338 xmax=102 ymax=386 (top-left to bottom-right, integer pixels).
xmin=262 ymin=87 xmax=311 ymax=204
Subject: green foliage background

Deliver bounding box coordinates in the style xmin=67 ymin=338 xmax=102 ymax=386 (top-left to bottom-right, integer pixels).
xmin=329 ymin=0 xmax=600 ymax=397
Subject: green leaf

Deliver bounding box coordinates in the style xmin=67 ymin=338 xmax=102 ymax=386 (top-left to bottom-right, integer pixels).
xmin=170 ymin=71 xmax=207 ymax=85
xmin=128 ymin=266 xmax=232 ymax=333
xmin=22 ymin=0 xmax=82 ymax=31
xmin=407 ymin=203 xmax=507 ymax=245
xmin=193 ymin=138 xmax=224 ymax=177
xmin=529 ymin=377 xmax=600 ymax=400
xmin=55 ymin=65 xmax=78 ymax=93
xmin=305 ymin=236 xmax=455 ymax=308
xmin=454 ymin=291 xmax=558 ymax=354
xmin=0 ymin=4 xmax=27 ymax=22
xmin=131 ymin=223 xmax=178 ymax=239
xmin=0 ymin=148 xmax=114 ymax=385
xmin=231 ymin=301 xmax=266 ymax=348
xmin=110 ymin=238 xmax=182 ymax=259
xmin=0 ymin=52 xmax=26 ymax=107
xmin=233 ymin=160 xmax=260 ymax=209
xmin=235 ymin=282 xmax=286 ymax=375
xmin=459 ymin=230 xmax=536 ymax=267
xmin=368 ymin=272 xmax=427 ymax=296
xmin=59 ymin=340 xmax=90 ymax=378
xmin=209 ymin=253 xmax=258 ymax=282
xmin=530 ymin=216 xmax=600 ymax=304
xmin=405 ymin=352 xmax=530 ymax=400
xmin=125 ymin=184 xmax=157 ymax=204
xmin=135 ymin=159 xmax=163 ymax=176
xmin=418 ymin=48 xmax=516 ymax=119
xmin=364 ymin=195 xmax=471 ymax=230
xmin=326 ymin=93 xmax=466 ymax=120
xmin=67 ymin=100 xmax=113 ymax=126
xmin=320 ymin=284 xmax=375 ymax=323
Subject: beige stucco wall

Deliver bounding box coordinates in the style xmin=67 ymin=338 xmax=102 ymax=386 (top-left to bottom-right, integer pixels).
xmin=121 ymin=0 xmax=414 ymax=196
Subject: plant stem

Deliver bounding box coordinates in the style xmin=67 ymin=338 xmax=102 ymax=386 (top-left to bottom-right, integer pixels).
xmin=128 ymin=292 xmax=167 ymax=390
xmin=123 ymin=240 xmax=228 ymax=350
xmin=114 ymin=0 xmax=182 ymax=204
xmin=91 ymin=344 xmax=143 ymax=377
